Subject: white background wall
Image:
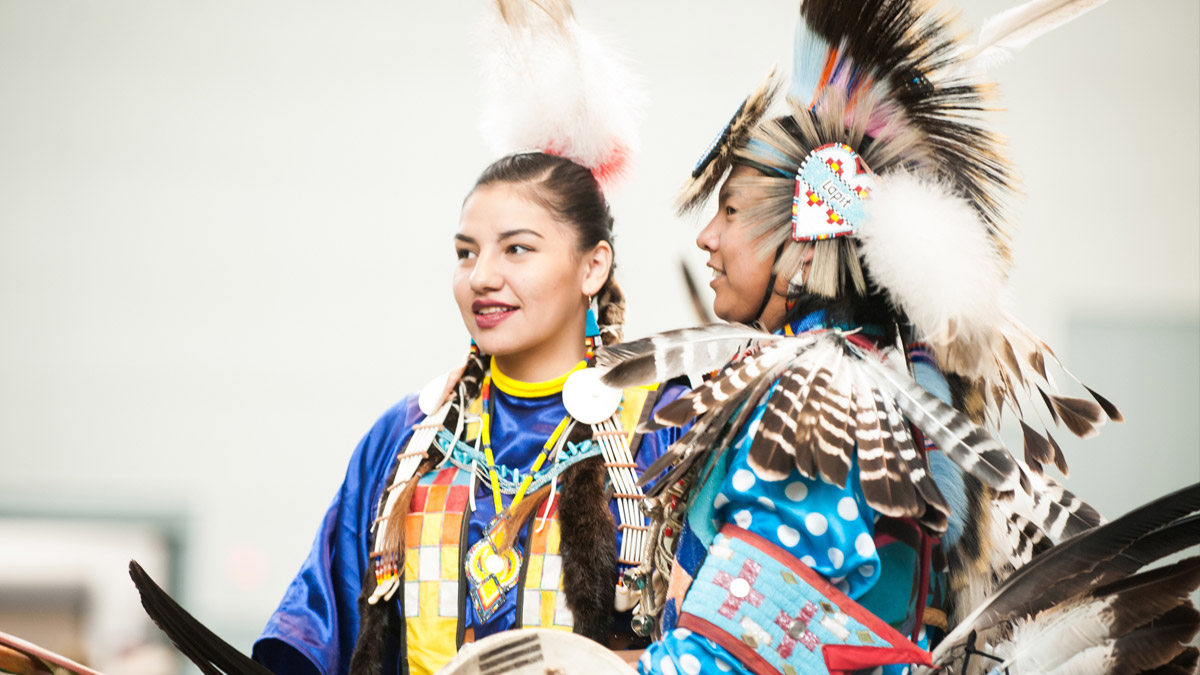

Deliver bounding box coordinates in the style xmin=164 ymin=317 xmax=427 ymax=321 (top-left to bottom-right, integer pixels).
xmin=1 ymin=0 xmax=1196 ymax=665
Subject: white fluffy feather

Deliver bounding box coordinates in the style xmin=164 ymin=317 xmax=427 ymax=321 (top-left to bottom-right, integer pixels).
xmin=477 ymin=1 xmax=643 ymax=188
xmin=1045 ymin=643 xmax=1114 ymax=675
xmin=995 ymin=599 xmax=1115 ymax=672
xmin=856 ymin=170 xmax=1007 ymax=377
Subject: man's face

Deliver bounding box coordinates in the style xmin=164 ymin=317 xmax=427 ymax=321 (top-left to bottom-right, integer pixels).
xmin=695 ymin=165 xmax=776 ymax=323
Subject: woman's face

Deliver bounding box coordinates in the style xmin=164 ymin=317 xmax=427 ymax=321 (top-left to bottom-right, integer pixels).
xmin=454 ymin=183 xmax=611 ymax=379
xmin=696 ymin=164 xmax=777 ymax=324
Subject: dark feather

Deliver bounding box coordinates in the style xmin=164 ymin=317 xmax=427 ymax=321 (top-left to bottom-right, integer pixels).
xmin=1096 ymin=557 xmax=1200 ymax=622
xmin=1038 ymin=385 xmax=1061 ymax=425
xmin=1139 ymin=647 xmax=1199 ymax=675
xmin=640 ymin=387 xmax=747 ymax=495
xmin=1027 ymin=474 xmax=1102 ymax=540
xmin=1047 ymin=430 xmax=1068 ymax=476
xmin=875 ymin=391 xmax=922 ymax=518
xmin=1050 ymin=394 xmax=1104 ymax=438
xmin=1020 ymin=421 xmax=1052 ymax=475
xmin=1085 ymin=384 xmax=1125 ymax=423
xmin=1111 ymin=604 xmax=1200 ymax=674
xmin=1028 ymin=348 xmax=1048 ymax=381
xmin=999 ymin=336 xmax=1023 ymax=382
xmin=675 ymin=68 xmax=779 ymax=215
xmin=129 ymin=560 xmax=274 ymax=675
xmin=851 ymin=374 xmax=896 ymax=514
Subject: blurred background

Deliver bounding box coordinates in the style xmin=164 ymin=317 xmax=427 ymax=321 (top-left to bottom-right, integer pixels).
xmin=0 ymin=0 xmax=1196 ymax=672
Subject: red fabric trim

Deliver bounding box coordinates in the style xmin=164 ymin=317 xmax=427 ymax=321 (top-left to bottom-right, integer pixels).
xmin=677 ymin=615 xmax=779 ymax=675
xmin=844 ymin=332 xmax=879 ymax=353
xmin=823 ymin=644 xmax=932 ymax=674
xmin=719 ymin=525 xmax=932 ymax=666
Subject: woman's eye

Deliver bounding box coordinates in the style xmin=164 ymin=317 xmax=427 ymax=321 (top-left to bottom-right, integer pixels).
xmin=725 ymin=205 xmax=738 ymax=217
xmin=507 ymin=244 xmax=532 ymax=255
xmin=456 ymin=249 xmax=476 ymax=260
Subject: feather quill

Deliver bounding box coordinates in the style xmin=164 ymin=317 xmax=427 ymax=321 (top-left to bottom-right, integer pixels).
xmin=961 ymin=0 xmax=1109 ymax=74
xmin=598 ymin=324 xmax=776 ymax=389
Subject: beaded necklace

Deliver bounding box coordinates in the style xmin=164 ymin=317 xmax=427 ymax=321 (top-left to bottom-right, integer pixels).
xmin=479 ymin=373 xmax=572 ymax=514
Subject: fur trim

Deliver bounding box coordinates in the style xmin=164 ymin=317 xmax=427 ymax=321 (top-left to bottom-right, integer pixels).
xmin=857 ymin=170 xmax=1008 ymax=379
xmin=479 ymin=0 xmax=643 ymax=189
xmin=557 ymin=455 xmax=617 ymax=643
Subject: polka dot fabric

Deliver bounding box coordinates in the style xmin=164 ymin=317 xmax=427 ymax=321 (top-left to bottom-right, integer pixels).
xmin=714 ymin=390 xmax=881 ymax=597
xmin=641 ymin=312 xmax=929 ymax=675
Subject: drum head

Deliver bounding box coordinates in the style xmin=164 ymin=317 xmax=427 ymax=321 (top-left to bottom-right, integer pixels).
xmin=438 ymin=629 xmax=637 ymax=675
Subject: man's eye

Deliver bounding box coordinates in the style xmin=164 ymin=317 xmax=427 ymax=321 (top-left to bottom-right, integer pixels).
xmin=725 ymin=205 xmax=738 ymax=216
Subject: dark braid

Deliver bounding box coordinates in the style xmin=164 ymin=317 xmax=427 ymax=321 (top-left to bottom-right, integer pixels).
xmin=595 ymin=277 xmax=625 ymax=346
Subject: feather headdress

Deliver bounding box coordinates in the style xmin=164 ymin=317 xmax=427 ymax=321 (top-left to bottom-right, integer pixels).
xmin=674 ymin=0 xmax=1119 ymax=446
xmin=478 ymin=0 xmax=643 ymax=190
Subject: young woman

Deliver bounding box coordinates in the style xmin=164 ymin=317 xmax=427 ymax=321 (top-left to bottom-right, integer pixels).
xmin=249 ymin=2 xmax=677 ymax=673
xmin=251 ymin=152 xmax=686 ymax=675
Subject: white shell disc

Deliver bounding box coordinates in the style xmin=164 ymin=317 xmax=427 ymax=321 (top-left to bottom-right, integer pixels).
xmin=418 ymin=370 xmax=452 ymax=416
xmin=562 ymin=368 xmax=622 ymax=425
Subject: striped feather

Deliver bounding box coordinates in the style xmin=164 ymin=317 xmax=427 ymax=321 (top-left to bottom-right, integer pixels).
xmin=875 ymin=389 xmax=922 ymax=519
xmin=809 ymin=352 xmax=857 ymax=489
xmin=751 ymin=365 xmax=815 ymax=481
xmin=854 ymin=348 xmax=1022 ymax=493
xmin=933 ymin=482 xmax=1200 ymax=661
xmin=598 ymin=324 xmax=773 ymax=389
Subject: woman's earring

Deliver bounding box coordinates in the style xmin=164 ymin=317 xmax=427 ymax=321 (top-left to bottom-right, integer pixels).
xmin=585 ymin=304 xmax=601 ymax=339
xmin=585 ymin=297 xmax=601 ymax=353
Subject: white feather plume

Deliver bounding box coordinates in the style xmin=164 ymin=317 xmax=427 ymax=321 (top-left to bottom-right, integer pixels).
xmin=856 ymin=170 xmax=1008 ymax=378
xmin=477 ymin=0 xmax=643 ymax=188
xmin=940 ymin=0 xmax=1108 ymax=79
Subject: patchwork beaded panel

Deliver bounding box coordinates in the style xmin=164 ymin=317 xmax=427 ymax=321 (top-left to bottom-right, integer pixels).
xmin=404 ymin=467 xmax=472 ymax=620
xmin=521 ymin=503 xmax=575 ymax=631
xmin=678 ymin=526 xmax=930 ymax=675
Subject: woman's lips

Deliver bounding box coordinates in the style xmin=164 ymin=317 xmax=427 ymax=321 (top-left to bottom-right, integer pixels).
xmin=472 ymin=301 xmax=517 ymax=329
